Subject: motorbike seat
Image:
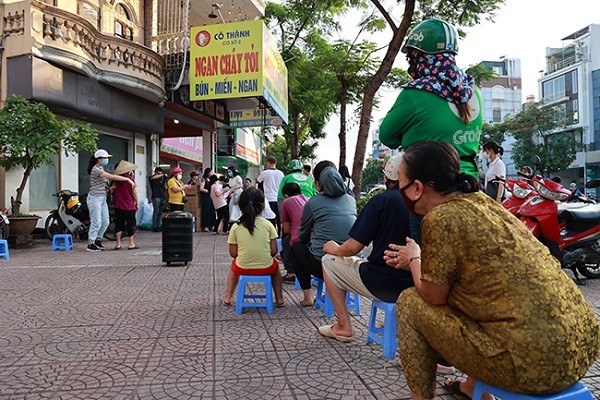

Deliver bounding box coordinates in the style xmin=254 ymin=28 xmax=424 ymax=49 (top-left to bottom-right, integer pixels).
xmin=562 ymin=205 xmax=600 ymax=224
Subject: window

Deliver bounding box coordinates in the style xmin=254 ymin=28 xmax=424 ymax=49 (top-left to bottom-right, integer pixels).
xmin=542 ymin=74 xmax=566 ymax=102
xmin=492 ymin=86 xmax=505 ymax=100
xmin=42 ymin=0 xmax=57 ymax=5
xmin=30 ymin=154 xmax=58 ymax=211
xmin=114 ymin=4 xmax=133 ymax=40
xmin=492 ymin=109 xmax=502 ymax=123
xmin=78 ymin=2 xmax=99 ymax=29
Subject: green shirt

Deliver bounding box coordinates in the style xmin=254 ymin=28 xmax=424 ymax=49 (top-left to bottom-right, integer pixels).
xmin=277 ymin=172 xmax=316 ymax=200
xmin=379 ymin=88 xmax=483 ymax=177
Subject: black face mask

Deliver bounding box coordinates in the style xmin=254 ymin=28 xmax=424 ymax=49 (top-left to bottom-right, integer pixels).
xmin=400 ymin=180 xmax=423 ymax=216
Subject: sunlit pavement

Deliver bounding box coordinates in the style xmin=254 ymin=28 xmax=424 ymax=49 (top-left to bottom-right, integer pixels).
xmin=0 ymin=230 xmax=599 ymax=399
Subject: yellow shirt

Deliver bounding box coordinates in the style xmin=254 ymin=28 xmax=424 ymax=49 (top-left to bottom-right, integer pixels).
xmin=228 ymin=217 xmax=277 ymax=269
xmin=421 ymin=191 xmax=600 ymax=385
xmin=167 ymin=177 xmax=185 ymax=205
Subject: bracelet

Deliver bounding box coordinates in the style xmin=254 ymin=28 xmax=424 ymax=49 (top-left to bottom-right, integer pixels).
xmin=408 ymin=256 xmax=421 ymax=265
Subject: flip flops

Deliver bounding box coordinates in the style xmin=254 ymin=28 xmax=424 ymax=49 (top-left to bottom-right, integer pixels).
xmin=127 ymin=246 xmax=139 ymax=250
xmin=444 ymin=379 xmax=470 ymax=399
xmin=318 ymin=324 xmax=353 ymax=342
xmin=275 ymin=301 xmax=286 ymax=308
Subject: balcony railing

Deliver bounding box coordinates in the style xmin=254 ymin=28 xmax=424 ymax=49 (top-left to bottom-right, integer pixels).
xmin=2 ymin=0 xmax=166 ymax=103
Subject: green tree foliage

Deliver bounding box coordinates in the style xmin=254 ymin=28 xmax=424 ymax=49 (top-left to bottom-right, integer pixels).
xmin=0 ymin=95 xmax=98 ymax=214
xmin=505 ymin=103 xmax=578 ymax=173
xmin=481 ymin=122 xmax=507 ymax=146
xmin=361 ymin=157 xmax=385 ymax=188
xmin=465 ymin=63 xmax=499 ymax=87
xmin=265 ymin=0 xmax=362 ymax=160
xmin=350 ymin=0 xmax=505 ymax=195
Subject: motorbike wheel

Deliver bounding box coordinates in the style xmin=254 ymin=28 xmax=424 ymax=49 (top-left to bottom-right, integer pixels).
xmin=45 ymin=214 xmax=66 ymax=239
xmin=577 ymin=254 xmax=600 ymax=279
xmin=0 ymin=217 xmax=8 ymax=240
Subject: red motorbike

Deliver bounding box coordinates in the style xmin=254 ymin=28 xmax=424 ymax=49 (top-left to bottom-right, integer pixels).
xmin=494 ymin=174 xmax=537 ymax=215
xmin=512 ymin=157 xmax=600 ymax=284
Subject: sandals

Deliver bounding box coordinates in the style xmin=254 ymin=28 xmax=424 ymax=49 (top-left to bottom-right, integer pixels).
xmin=318 ymin=324 xmax=353 ymax=342
xmin=275 ymin=301 xmax=286 ymax=308
xmin=114 ymin=245 xmax=122 ymax=250
xmin=444 ymin=379 xmax=470 ymax=399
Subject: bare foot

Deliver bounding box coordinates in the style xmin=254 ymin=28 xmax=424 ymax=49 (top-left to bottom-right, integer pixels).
xmin=330 ymin=323 xmax=353 ymax=338
xmin=222 ymin=297 xmax=233 ymax=306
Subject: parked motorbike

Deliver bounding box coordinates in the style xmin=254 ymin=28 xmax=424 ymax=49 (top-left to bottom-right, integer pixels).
xmin=493 ymin=174 xmax=537 ymax=215
xmin=45 ymin=190 xmax=115 ymax=241
xmin=512 ymin=156 xmax=600 ymax=284
xmin=0 ymin=208 xmax=9 ymax=240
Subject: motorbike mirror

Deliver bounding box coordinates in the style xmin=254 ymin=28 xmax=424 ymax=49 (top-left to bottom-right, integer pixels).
xmin=530 ymin=155 xmax=541 ymax=166
xmin=585 ymin=179 xmax=600 ymax=189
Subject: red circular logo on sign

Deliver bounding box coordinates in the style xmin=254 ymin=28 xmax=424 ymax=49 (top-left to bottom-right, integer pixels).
xmin=195 ymin=31 xmax=211 ymax=47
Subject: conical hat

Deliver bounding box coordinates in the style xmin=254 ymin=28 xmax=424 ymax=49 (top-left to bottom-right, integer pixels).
xmin=114 ymin=160 xmax=138 ymax=175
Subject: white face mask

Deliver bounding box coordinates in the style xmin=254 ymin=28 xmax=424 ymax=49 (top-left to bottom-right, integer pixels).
xmin=176 ymin=174 xmax=183 ymax=180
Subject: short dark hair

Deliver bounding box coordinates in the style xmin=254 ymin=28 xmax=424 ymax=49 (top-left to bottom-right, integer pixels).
xmin=154 ymin=167 xmax=163 ymax=173
xmin=282 ymin=182 xmax=301 ymax=197
xmin=313 ymin=160 xmax=336 ymax=182
xmin=303 ymin=164 xmax=311 ymax=172
xmin=266 ymin=156 xmax=277 ymax=164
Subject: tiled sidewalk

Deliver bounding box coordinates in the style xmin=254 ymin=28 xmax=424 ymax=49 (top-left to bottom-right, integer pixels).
xmin=0 ymin=230 xmax=599 ymax=399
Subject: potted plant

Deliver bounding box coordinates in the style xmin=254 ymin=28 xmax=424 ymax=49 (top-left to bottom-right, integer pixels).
xmin=0 ymin=95 xmax=98 ymax=236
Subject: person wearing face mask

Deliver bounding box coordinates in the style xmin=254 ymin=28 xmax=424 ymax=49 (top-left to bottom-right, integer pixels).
xmin=112 ymin=160 xmax=139 ymax=250
xmin=483 ymin=140 xmax=506 ymax=203
xmin=378 ymin=18 xmax=483 ymax=243
xmin=86 ymin=149 xmax=136 ymax=252
xmin=227 ymin=165 xmax=244 ymax=225
xmin=167 ymin=166 xmax=192 ymax=212
xmin=384 ymin=141 xmax=600 ymax=400
xmin=319 ymin=154 xmax=413 ymax=341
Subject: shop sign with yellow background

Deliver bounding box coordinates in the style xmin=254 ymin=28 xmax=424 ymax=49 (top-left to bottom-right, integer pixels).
xmin=190 ymin=20 xmax=288 ymax=124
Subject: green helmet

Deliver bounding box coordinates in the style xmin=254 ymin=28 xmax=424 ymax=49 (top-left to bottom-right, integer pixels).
xmin=402 ymin=18 xmax=459 ymax=54
xmin=287 ymin=159 xmax=302 ymax=171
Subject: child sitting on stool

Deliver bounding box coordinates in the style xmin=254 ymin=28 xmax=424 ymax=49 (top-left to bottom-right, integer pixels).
xmin=222 ymin=187 xmax=285 ymax=307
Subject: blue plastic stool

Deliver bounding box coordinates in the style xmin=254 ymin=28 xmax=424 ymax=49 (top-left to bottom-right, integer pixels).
xmin=235 ymin=275 xmax=274 ymax=315
xmin=0 ymin=239 xmax=9 ymax=259
xmin=366 ymin=300 xmax=398 ymax=359
xmin=472 ymin=381 xmax=593 ymax=400
xmin=314 ymin=278 xmax=361 ymax=317
xmin=52 ymin=234 xmax=73 ymax=251
xmin=323 ymin=291 xmax=361 ymax=318
xmin=276 ymin=238 xmax=282 ymax=254
xmin=295 ymin=275 xmax=320 ymax=290
xmin=314 ymin=278 xmax=326 ymax=309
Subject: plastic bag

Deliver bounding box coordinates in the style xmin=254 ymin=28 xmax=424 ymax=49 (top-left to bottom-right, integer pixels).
xmin=137 ymin=198 xmax=154 ymax=225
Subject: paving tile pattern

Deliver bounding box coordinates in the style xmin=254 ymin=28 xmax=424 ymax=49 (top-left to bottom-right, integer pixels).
xmin=0 ymin=231 xmax=599 ymax=399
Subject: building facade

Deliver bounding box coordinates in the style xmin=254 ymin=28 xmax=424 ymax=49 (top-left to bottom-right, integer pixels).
xmin=0 ymin=0 xmax=282 ymax=226
xmin=478 ymin=57 xmax=523 ymax=177
xmin=538 ymin=24 xmax=600 ymax=194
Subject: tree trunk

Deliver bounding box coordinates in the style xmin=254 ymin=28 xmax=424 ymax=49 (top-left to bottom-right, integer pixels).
xmin=291 ymin=113 xmax=300 ymax=159
xmin=338 ymin=94 xmax=347 ymax=168
xmin=12 ymin=165 xmax=33 ymax=215
xmin=351 ymin=0 xmax=415 ymax=196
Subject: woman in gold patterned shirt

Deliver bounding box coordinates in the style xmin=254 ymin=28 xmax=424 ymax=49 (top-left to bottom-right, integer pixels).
xmin=385 ymin=141 xmax=600 ymax=400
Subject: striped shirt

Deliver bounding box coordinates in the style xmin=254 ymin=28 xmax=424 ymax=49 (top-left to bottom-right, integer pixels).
xmin=89 ymin=165 xmax=108 ymax=196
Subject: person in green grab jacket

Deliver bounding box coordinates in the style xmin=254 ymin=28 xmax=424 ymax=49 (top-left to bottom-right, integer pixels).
xmin=379 ymin=18 xmax=483 ymax=178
